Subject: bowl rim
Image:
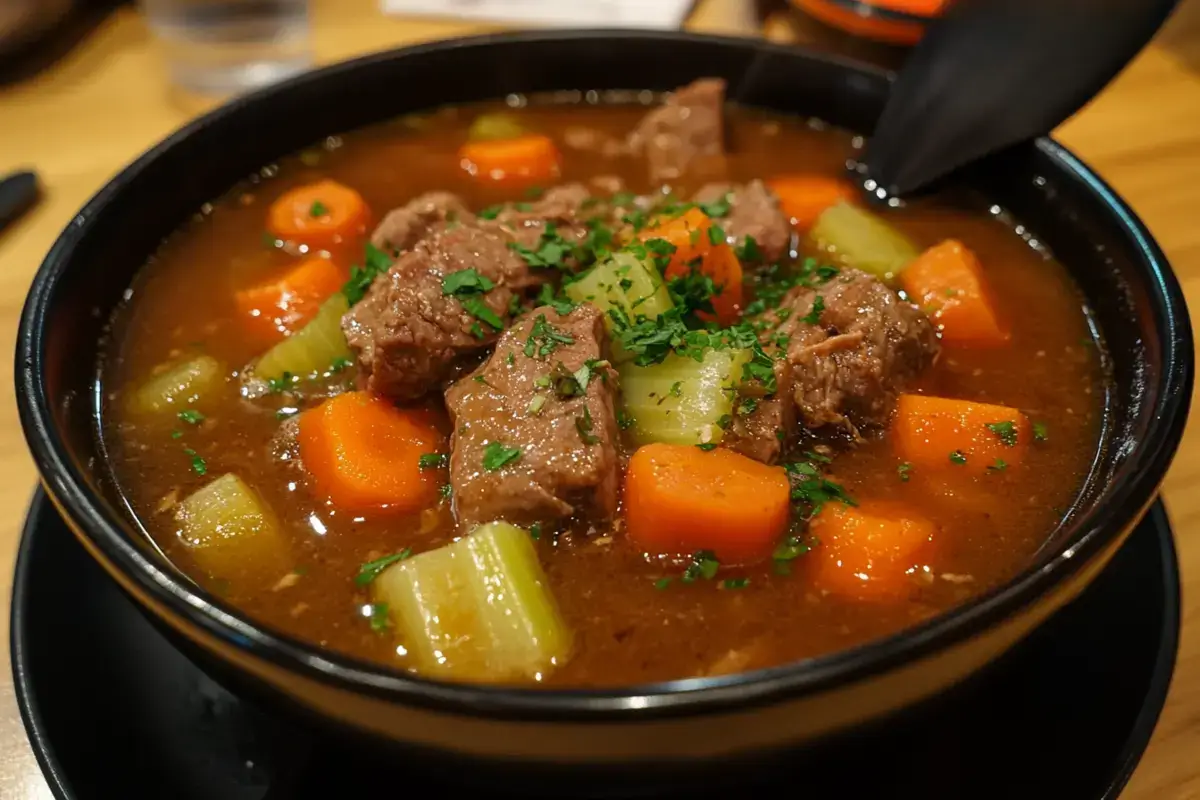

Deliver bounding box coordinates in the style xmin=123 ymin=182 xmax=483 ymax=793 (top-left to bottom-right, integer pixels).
xmin=15 ymin=28 xmax=1194 ymax=722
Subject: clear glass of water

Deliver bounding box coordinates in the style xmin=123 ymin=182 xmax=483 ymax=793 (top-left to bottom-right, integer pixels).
xmin=139 ymin=0 xmax=313 ymax=96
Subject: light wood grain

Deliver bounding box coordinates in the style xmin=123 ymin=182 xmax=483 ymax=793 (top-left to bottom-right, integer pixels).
xmin=0 ymin=1 xmax=1197 ymax=796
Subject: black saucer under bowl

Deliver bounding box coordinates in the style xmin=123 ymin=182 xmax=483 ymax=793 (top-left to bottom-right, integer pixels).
xmin=11 ymin=490 xmax=1180 ymax=799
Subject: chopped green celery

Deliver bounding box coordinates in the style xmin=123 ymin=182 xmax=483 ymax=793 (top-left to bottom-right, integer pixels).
xmin=809 ymin=201 xmax=920 ymax=284
xmin=619 ymin=348 xmax=750 ymax=446
xmin=175 ymin=473 xmax=290 ymax=583
xmin=254 ymin=292 xmax=352 ymax=381
xmin=565 ymin=251 xmax=674 ymax=361
xmin=467 ymin=113 xmax=527 ymax=142
xmin=129 ymin=354 xmax=223 ymax=416
xmin=373 ymin=521 xmax=571 ymax=682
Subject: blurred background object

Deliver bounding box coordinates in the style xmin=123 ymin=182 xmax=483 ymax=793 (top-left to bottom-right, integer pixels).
xmin=381 ymin=0 xmax=696 ymax=29
xmin=138 ymin=0 xmax=312 ymax=94
xmin=789 ymin=0 xmax=945 ymax=45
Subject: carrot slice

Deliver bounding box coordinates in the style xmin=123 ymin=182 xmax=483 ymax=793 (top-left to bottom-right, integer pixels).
xmin=809 ymin=501 xmax=935 ymax=600
xmin=298 ymin=392 xmax=446 ymax=513
xmin=639 ymin=207 xmax=744 ymax=325
xmin=901 ymin=239 xmax=1010 ymax=347
xmin=624 ymin=443 xmax=790 ymax=564
xmin=459 ymin=134 xmax=562 ymax=186
xmin=267 ymin=180 xmax=370 ymax=249
xmin=234 ymin=257 xmax=344 ymax=344
xmin=767 ymin=175 xmax=857 ymax=230
xmin=892 ymin=394 xmax=1030 ymax=476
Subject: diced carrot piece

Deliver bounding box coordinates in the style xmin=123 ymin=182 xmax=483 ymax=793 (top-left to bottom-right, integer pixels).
xmin=267 ymin=180 xmax=370 ymax=250
xmin=901 ymin=240 xmax=1010 ymax=347
xmin=892 ymin=394 xmax=1030 ymax=476
xmin=767 ymin=175 xmax=857 ymax=230
xmin=459 ymin=134 xmax=562 ymax=186
xmin=234 ymin=257 xmax=345 ymax=344
xmin=809 ymin=501 xmax=936 ymax=600
xmin=624 ymin=443 xmax=791 ymax=564
xmin=298 ymin=392 xmax=446 ymax=514
xmin=639 ymin=207 xmax=744 ymax=325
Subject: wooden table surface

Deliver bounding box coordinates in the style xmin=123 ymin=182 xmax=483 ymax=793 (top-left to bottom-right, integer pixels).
xmin=2 ymin=0 xmax=1199 ymax=796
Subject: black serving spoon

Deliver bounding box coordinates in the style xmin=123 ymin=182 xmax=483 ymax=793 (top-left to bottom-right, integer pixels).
xmin=865 ymin=0 xmax=1181 ymax=198
xmin=0 ymin=170 xmax=40 ymax=233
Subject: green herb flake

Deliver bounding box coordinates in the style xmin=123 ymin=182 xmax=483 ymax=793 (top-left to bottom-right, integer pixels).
xmin=330 ymin=356 xmax=353 ymax=373
xmin=1033 ymin=422 xmax=1048 ymax=442
xmin=355 ymin=549 xmax=413 ymax=587
xmin=898 ymin=462 xmax=913 ymax=482
xmin=529 ymin=522 xmax=542 ymax=541
xmin=509 ymin=223 xmax=571 ymax=271
xmin=460 ymin=295 xmax=504 ymax=332
xmin=801 ymin=295 xmax=825 ymax=326
xmin=697 ymin=194 xmax=732 ymax=218
xmin=985 ymin=420 xmax=1019 ymax=447
xmin=170 ymin=429 xmax=183 ymax=440
xmin=949 ymin=450 xmax=968 ymax=465
xmin=988 ymin=458 xmax=1009 ymax=473
xmin=576 ymin=407 xmax=601 ymax=445
xmin=478 ymin=204 xmax=504 ymax=220
xmin=786 ymin=461 xmax=856 ymax=518
xmin=524 ymin=314 xmax=575 ymax=359
xmin=342 ymin=243 xmax=393 ymax=305
xmin=696 ymin=442 xmax=718 ymax=451
xmin=183 ymin=448 xmax=207 ymax=476
xmin=418 ymin=453 xmax=448 ymax=470
xmin=721 ymin=577 xmax=749 ymax=590
xmin=617 ymin=409 xmax=635 ymax=431
xmin=536 ymin=282 xmax=578 ymax=315
xmin=669 ymin=381 xmax=683 ymax=398
xmin=439 ymin=483 xmax=453 ymax=500
xmin=654 ymin=577 xmax=673 ymax=590
xmin=482 ymin=441 xmax=522 ymax=471
xmin=309 ymin=200 xmax=329 ymax=218
xmin=735 ymin=236 xmax=762 ymax=263
xmin=368 ymin=602 xmax=390 ymax=633
xmin=772 ymin=535 xmax=811 ymax=563
xmin=267 ymin=372 xmax=297 ymax=393
xmin=716 ymin=413 xmax=733 ymax=430
xmin=177 ymin=409 xmax=205 ymax=425
xmin=706 ymin=225 xmax=726 ymax=246
xmin=442 ymin=268 xmax=496 ymax=296
xmin=681 ymin=550 xmax=721 ymax=584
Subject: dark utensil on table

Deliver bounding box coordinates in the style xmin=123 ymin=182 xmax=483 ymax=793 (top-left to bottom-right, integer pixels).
xmin=0 ymin=170 xmax=40 ymax=232
xmin=867 ymin=0 xmax=1181 ymax=197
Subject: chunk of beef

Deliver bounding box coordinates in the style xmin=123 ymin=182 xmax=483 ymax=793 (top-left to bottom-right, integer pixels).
xmin=766 ymin=269 xmax=939 ymax=433
xmin=722 ymin=360 xmax=794 ymax=465
xmin=630 ymin=79 xmax=727 ymax=185
xmin=445 ymin=304 xmax=620 ymax=526
xmin=495 ymin=182 xmax=594 ymax=257
xmin=370 ymin=192 xmax=472 ymax=256
xmin=343 ymin=223 xmax=531 ymax=400
xmin=694 ymin=180 xmax=792 ymax=263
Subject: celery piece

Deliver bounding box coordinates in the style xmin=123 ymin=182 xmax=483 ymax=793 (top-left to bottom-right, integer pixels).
xmin=175 ymin=473 xmax=290 ymax=582
xmin=566 ymin=251 xmax=674 ymax=362
xmin=620 ymin=348 xmax=750 ymax=446
xmin=373 ymin=521 xmax=571 ymax=682
xmin=254 ymin=292 xmax=352 ymax=382
xmin=129 ymin=355 xmax=224 ymax=416
xmin=467 ymin=113 xmax=527 ymax=142
xmin=810 ymin=201 xmax=920 ymax=284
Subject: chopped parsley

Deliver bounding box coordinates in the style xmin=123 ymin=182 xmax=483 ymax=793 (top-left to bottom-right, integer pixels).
xmin=736 ymin=397 xmax=759 ymax=417
xmin=716 ymin=413 xmax=733 ymax=430
xmin=183 ymin=448 xmax=207 ymax=476
xmin=706 ymin=224 xmax=727 ymax=246
xmin=772 ymin=534 xmax=812 ymax=565
xmin=177 ymin=409 xmax=205 ymax=425
xmin=654 ymin=577 xmax=673 ymax=590
xmin=478 ymin=204 xmax=504 ymax=220
xmin=801 ymin=295 xmax=825 ymax=326
xmin=439 ymin=483 xmax=453 ymax=500
xmin=442 ymin=268 xmax=495 ymax=295
xmin=617 ymin=409 xmax=635 ymax=430
xmin=1033 ymin=422 xmax=1048 ymax=442
xmin=524 ymin=314 xmax=575 ymax=359
xmin=482 ymin=441 xmax=521 ymax=471
xmin=576 ymin=407 xmax=600 ymax=445
xmin=721 ymin=577 xmax=749 ymax=590
xmin=267 ymin=372 xmax=297 ymax=393
xmin=988 ymin=458 xmax=1008 ymax=472
xmin=330 ymin=356 xmax=353 ymax=373
xmin=735 ymin=235 xmax=762 ymax=263
xmin=786 ymin=460 xmax=856 ymax=519
xmin=696 ymin=442 xmax=718 ymax=451
xmin=355 ymin=550 xmax=412 ymax=587
xmin=368 ymin=602 xmax=390 ymax=633
xmin=949 ymin=450 xmax=968 ymax=465
xmin=682 ymin=550 xmax=720 ymax=583
xmin=529 ymin=522 xmax=542 ymax=540
xmin=343 ymin=243 xmax=393 ymax=305
xmin=804 ymin=450 xmax=832 ymax=464
xmin=170 ymin=429 xmax=183 ymax=439
xmin=985 ymin=420 xmax=1018 ymax=447
xmin=741 ymin=344 xmax=778 ymax=395
xmin=669 ymin=381 xmax=683 ymax=398
xmin=460 ymin=296 xmax=503 ymax=333
xmin=309 ymin=200 xmax=328 ymax=217
xmin=696 ymin=193 xmax=732 ymax=218
xmin=536 ymin=282 xmax=578 ymax=315
xmin=418 ymin=453 xmax=448 ymax=470
xmin=509 ymin=223 xmax=572 ymax=270
xmin=898 ymin=462 xmax=913 ymax=482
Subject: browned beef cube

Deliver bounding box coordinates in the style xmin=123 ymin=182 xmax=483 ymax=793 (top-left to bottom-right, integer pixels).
xmin=694 ymin=180 xmax=793 ymax=263
xmin=631 ymin=79 xmax=727 ymax=184
xmin=370 ymin=192 xmax=472 ymax=255
xmin=722 ymin=360 xmax=794 ymax=465
xmin=445 ymin=304 xmax=620 ymax=527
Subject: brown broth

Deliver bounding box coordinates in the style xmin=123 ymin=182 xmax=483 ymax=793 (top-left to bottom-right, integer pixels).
xmin=101 ymin=99 xmax=1105 ymax=686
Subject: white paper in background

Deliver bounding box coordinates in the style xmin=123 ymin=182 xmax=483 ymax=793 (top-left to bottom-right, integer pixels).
xmin=381 ymin=0 xmax=696 ymax=29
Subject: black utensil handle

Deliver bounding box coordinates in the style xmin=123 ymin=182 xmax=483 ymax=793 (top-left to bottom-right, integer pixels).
xmin=0 ymin=170 xmax=40 ymax=231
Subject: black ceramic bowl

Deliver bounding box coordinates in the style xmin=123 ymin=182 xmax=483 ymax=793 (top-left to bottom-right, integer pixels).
xmin=14 ymin=30 xmax=1193 ymax=782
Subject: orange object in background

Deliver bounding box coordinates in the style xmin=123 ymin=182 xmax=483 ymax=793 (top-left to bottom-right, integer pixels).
xmin=793 ymin=0 xmax=948 ymax=46
xmin=234 ymin=256 xmax=344 ymax=344
xmin=809 ymin=500 xmax=936 ymax=600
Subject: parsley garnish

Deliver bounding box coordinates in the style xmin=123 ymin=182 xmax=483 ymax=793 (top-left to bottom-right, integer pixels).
xmin=439 ymin=483 xmax=453 ymax=500
xmin=576 ymin=407 xmax=600 ymax=445
xmin=536 ymin=282 xmax=577 ymax=315
xmin=524 ymin=314 xmax=575 ymax=359
xmin=617 ymin=409 xmax=635 ymax=430
xmin=654 ymin=577 xmax=673 ymax=590
xmin=184 ymin=448 xmax=207 ymax=476
xmin=368 ymin=602 xmax=390 ymax=633
xmin=682 ymin=550 xmax=720 ymax=583
xmin=309 ymin=200 xmax=328 ymax=217
xmin=267 ymin=372 xmax=297 ymax=393
xmin=482 ymin=441 xmax=521 ymax=471
xmin=721 ymin=577 xmax=749 ymax=590
xmin=950 ymin=450 xmax=968 ymax=465
xmin=178 ymin=409 xmax=204 ymax=425
xmin=696 ymin=194 xmax=732 ymax=217
xmin=418 ymin=453 xmax=448 ymax=469
xmin=442 ymin=268 xmax=495 ymax=295
xmin=478 ymin=204 xmax=504 ymax=220
xmin=772 ymin=535 xmax=811 ymax=565
xmin=801 ymin=295 xmax=825 ymax=326
xmin=343 ymin=243 xmax=393 ymax=305
xmin=898 ymin=462 xmax=913 ymax=482
xmin=735 ymin=236 xmax=762 ymax=263
xmin=1033 ymin=422 xmax=1048 ymax=442
xmin=460 ymin=296 xmax=503 ymax=332
xmin=355 ymin=550 xmax=412 ymax=586
xmin=696 ymin=442 xmax=718 ymax=451
xmin=988 ymin=458 xmax=1008 ymax=472
xmin=330 ymin=356 xmax=353 ymax=373
xmin=786 ymin=460 xmax=856 ymax=518
xmin=985 ymin=420 xmax=1018 ymax=447
xmin=741 ymin=344 xmax=778 ymax=395
xmin=529 ymin=522 xmax=542 ymax=540
xmin=509 ymin=223 xmax=571 ymax=270
xmin=707 ymin=225 xmax=726 ymax=246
